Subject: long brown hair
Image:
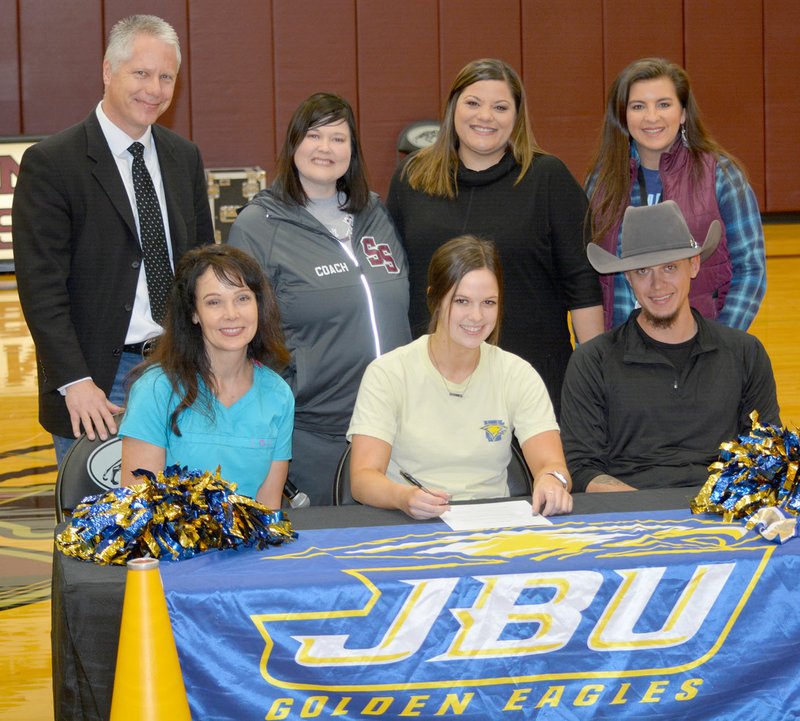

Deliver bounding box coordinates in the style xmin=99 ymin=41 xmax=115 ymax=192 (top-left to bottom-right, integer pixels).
xmin=427 ymin=235 xmax=504 ymax=345
xmin=586 ymin=57 xmax=744 ymax=245
xmin=127 ymin=245 xmax=289 ymax=435
xmin=404 ymin=58 xmax=543 ymax=199
xmin=273 ymin=92 xmax=370 ymax=213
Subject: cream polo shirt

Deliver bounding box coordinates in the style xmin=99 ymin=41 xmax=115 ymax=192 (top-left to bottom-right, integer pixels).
xmin=347 ymin=336 xmax=558 ymax=500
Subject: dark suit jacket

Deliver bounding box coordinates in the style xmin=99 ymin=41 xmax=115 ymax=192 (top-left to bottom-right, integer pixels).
xmin=12 ymin=110 xmax=214 ymax=436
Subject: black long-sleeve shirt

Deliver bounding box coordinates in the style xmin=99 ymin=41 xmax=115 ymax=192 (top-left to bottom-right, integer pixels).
xmin=387 ymin=151 xmax=601 ymax=417
xmin=561 ymin=309 xmax=780 ymax=492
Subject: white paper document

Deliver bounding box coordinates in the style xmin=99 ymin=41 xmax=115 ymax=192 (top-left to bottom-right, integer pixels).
xmin=440 ymin=500 xmax=553 ymax=531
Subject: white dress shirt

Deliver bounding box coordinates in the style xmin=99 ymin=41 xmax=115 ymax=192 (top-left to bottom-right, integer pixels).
xmin=96 ymin=100 xmax=175 ymax=344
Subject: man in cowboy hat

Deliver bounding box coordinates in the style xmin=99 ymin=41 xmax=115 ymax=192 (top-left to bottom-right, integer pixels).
xmin=560 ymin=201 xmax=779 ymax=492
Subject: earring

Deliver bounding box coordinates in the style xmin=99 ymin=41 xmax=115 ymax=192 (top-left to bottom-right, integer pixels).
xmin=681 ymin=123 xmax=689 ymax=148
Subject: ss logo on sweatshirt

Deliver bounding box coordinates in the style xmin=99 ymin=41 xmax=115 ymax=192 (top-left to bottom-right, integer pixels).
xmin=360 ymin=236 xmax=400 ymax=274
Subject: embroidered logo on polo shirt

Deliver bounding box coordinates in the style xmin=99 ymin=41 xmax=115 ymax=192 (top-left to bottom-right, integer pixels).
xmin=481 ymin=420 xmax=508 ymax=442
xmin=360 ymin=236 xmax=400 ymax=274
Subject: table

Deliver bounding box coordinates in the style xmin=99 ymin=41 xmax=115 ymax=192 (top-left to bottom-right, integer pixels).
xmin=52 ymin=488 xmax=800 ymax=720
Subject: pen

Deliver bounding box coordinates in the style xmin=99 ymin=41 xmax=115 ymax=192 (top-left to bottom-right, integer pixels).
xmin=399 ymin=469 xmax=436 ymax=496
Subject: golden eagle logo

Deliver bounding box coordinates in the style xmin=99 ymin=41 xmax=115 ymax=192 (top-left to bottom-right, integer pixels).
xmin=267 ymin=518 xmax=768 ymax=571
xmin=481 ymin=419 xmax=508 ymax=442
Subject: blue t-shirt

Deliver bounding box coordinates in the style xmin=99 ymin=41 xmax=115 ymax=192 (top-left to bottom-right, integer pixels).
xmin=120 ymin=364 xmax=294 ymax=498
xmin=642 ymin=167 xmax=663 ymax=205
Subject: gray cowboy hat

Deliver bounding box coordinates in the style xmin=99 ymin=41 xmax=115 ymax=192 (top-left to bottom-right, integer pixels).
xmin=587 ymin=200 xmax=721 ymax=274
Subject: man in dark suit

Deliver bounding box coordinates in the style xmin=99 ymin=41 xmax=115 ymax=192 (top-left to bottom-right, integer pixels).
xmin=12 ymin=14 xmax=213 ymax=464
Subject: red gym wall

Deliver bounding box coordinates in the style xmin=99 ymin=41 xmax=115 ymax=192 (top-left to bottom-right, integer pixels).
xmin=1 ymin=0 xmax=797 ymax=211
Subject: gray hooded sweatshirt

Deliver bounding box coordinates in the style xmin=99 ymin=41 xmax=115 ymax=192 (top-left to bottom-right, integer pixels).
xmin=229 ymin=188 xmax=411 ymax=434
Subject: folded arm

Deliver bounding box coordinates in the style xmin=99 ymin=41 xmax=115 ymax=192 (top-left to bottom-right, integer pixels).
xmin=256 ymin=460 xmax=289 ymax=510
xmin=585 ymin=473 xmax=637 ymax=492
xmin=121 ymin=436 xmax=166 ymax=486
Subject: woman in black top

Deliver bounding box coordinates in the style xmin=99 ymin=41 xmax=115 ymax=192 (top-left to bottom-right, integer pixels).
xmin=388 ymin=58 xmax=602 ymax=417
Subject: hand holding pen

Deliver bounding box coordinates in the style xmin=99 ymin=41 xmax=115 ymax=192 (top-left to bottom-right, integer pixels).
xmin=399 ymin=469 xmax=450 ymax=519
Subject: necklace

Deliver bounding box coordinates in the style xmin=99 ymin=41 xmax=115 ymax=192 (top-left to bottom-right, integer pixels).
xmin=428 ymin=341 xmax=479 ymax=398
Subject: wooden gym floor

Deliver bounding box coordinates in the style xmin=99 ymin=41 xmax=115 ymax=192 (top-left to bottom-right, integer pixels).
xmin=0 ymin=223 xmax=798 ymax=720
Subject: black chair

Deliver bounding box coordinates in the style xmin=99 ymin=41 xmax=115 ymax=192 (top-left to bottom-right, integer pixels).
xmin=506 ymin=443 xmax=535 ymax=496
xmin=396 ymin=119 xmax=440 ymax=161
xmin=333 ymin=442 xmax=533 ymax=506
xmin=54 ymin=413 xmax=124 ymax=523
xmin=55 ymin=414 xmax=303 ymax=519
xmin=332 ymin=443 xmax=357 ymax=506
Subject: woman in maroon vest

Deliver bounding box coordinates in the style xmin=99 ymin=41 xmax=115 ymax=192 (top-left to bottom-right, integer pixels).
xmin=586 ymin=57 xmax=765 ymax=331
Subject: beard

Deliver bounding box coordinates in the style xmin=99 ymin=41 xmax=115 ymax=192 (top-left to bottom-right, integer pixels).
xmin=639 ymin=306 xmax=680 ymax=330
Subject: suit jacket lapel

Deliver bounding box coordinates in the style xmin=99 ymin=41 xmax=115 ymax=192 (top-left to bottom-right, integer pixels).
xmin=84 ymin=112 xmax=138 ymax=239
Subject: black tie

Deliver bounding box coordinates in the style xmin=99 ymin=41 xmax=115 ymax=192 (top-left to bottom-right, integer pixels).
xmin=128 ymin=141 xmax=172 ymax=325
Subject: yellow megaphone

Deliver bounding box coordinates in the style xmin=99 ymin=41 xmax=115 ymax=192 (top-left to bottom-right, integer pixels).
xmin=110 ymin=557 xmax=192 ymax=720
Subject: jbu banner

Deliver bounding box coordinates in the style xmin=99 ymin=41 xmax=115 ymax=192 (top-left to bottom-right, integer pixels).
xmin=161 ymin=510 xmax=800 ymax=720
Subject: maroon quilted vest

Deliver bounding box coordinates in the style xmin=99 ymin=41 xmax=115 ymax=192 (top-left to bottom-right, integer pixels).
xmin=596 ymin=141 xmax=731 ymax=330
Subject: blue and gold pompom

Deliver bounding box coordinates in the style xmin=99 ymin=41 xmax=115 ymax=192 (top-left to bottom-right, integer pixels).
xmin=56 ymin=465 xmax=296 ymax=564
xmin=692 ymin=411 xmax=800 ymax=542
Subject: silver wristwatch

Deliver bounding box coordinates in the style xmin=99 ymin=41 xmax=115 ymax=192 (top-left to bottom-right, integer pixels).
xmin=545 ymin=470 xmax=569 ymax=489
